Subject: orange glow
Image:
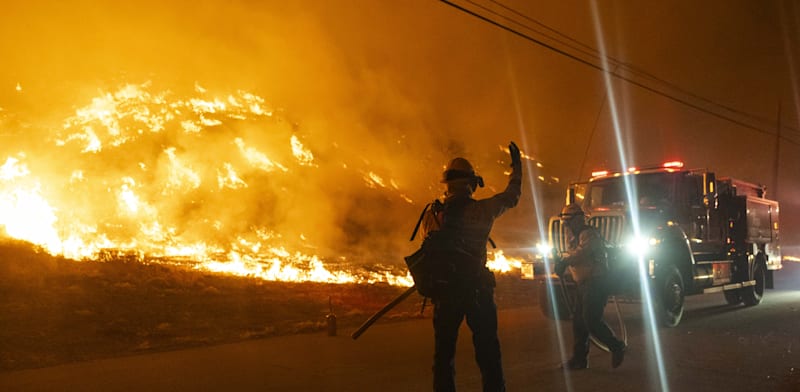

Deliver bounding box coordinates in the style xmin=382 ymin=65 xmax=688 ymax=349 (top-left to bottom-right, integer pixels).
xmin=0 ymin=82 xmax=524 ymax=287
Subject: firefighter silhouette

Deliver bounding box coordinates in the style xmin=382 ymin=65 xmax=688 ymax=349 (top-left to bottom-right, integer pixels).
xmin=420 ymin=142 xmax=521 ymax=392
xmin=557 ymin=203 xmax=627 ymax=370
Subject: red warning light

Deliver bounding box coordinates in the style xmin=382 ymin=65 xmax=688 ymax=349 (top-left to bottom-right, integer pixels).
xmin=662 ymin=161 xmax=684 ymax=168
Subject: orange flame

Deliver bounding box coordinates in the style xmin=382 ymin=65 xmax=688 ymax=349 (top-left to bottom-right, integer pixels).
xmin=0 ymin=82 xmax=524 ymax=286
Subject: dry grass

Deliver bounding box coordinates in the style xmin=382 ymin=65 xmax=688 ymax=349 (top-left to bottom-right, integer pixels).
xmin=0 ymin=239 xmax=535 ymax=371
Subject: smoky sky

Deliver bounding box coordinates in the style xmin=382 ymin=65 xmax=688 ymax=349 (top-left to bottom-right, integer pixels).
xmin=1 ymin=0 xmax=798 ymax=257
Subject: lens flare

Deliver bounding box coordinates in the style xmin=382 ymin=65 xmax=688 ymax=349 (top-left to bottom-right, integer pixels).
xmin=590 ymin=1 xmax=669 ymax=390
xmin=502 ymin=38 xmax=573 ymax=389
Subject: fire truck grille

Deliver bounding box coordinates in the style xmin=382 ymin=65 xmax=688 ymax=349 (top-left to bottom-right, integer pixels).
xmin=549 ymin=219 xmax=567 ymax=253
xmin=549 ymin=214 xmax=625 ymax=252
xmin=588 ymin=215 xmax=625 ymax=245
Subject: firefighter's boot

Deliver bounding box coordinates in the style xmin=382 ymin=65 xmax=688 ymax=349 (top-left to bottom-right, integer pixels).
xmin=611 ymin=343 xmax=626 ymax=369
xmin=561 ymin=357 xmax=588 ymax=370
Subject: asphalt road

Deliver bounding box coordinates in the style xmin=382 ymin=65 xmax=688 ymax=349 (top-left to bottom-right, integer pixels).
xmin=1 ymin=262 xmax=798 ymax=392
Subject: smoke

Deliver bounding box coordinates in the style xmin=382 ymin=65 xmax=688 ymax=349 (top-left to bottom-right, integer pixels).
xmin=4 ymin=0 xmax=793 ymax=263
xmin=0 ymin=1 xmax=548 ymax=266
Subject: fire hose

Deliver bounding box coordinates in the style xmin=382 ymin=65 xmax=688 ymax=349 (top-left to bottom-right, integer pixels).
xmin=351 ymin=275 xmax=628 ymax=348
xmin=353 ymin=205 xmax=499 ymax=340
xmin=351 ymin=285 xmax=417 ymax=340
xmin=553 ymin=257 xmax=627 ymax=352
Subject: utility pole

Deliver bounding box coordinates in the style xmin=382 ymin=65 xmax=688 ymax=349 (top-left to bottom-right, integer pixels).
xmin=771 ymin=102 xmax=781 ymax=200
xmin=578 ymin=92 xmax=607 ymax=181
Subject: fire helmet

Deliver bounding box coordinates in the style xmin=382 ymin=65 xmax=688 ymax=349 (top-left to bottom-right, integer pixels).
xmin=441 ymin=157 xmax=478 ymax=183
xmin=559 ymin=203 xmax=585 ymax=220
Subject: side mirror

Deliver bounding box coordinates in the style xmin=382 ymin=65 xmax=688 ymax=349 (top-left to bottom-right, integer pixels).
xmin=566 ymin=187 xmax=576 ymax=205
xmin=703 ymin=172 xmax=717 ymax=208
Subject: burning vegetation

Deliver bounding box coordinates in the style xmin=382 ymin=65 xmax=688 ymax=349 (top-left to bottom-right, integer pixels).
xmin=0 ymin=238 xmax=535 ymax=371
xmin=0 ymin=82 xmax=528 ymax=285
xmin=0 ymin=81 xmax=540 ymax=371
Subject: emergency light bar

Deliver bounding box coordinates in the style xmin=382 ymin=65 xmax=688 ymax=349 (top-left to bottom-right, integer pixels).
xmin=591 ymin=161 xmax=686 ymax=179
xmin=662 ymin=161 xmax=684 ymax=168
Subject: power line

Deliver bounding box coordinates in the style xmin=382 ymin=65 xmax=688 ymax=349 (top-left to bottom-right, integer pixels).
xmin=485 ymin=0 xmax=786 ymax=132
xmin=440 ymin=0 xmax=800 ymax=147
xmin=467 ymin=0 xmax=606 ymax=64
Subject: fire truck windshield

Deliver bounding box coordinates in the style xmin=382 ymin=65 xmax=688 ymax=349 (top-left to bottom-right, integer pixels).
xmin=585 ymin=172 xmax=676 ymax=209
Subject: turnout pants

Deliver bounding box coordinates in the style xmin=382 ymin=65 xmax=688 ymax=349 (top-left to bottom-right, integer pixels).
xmin=432 ymin=288 xmax=505 ymax=392
xmin=572 ymin=276 xmax=625 ymax=361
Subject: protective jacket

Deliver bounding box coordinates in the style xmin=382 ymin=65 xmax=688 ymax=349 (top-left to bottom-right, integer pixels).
xmin=419 ymin=170 xmax=522 ymax=289
xmin=563 ymin=225 xmax=607 ymax=283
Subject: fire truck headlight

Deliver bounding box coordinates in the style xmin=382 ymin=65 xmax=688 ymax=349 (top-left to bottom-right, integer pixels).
xmin=535 ymin=242 xmax=553 ymax=258
xmin=625 ymin=236 xmax=658 ymax=258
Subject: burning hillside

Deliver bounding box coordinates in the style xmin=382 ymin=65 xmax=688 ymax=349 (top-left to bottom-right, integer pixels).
xmin=0 ymin=82 xmax=537 ymax=285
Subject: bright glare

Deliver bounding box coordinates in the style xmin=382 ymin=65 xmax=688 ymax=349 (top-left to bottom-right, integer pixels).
xmin=536 ymin=242 xmax=553 ymax=257
xmin=625 ymin=236 xmax=652 ymax=257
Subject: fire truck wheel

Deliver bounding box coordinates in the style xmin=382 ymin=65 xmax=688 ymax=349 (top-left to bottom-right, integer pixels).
xmin=723 ymin=289 xmax=742 ymax=305
xmin=742 ymin=260 xmax=766 ymax=306
xmin=538 ymin=280 xmax=572 ymax=320
xmin=656 ymin=266 xmax=684 ymax=328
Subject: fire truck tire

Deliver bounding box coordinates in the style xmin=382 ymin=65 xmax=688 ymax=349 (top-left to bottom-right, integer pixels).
xmin=655 ymin=265 xmax=684 ymax=328
xmin=538 ymin=280 xmax=572 ymax=320
xmin=723 ymin=289 xmax=742 ymax=305
xmin=742 ymin=259 xmax=766 ymax=306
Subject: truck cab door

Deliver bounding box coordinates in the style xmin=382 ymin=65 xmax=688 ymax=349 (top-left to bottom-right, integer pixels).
xmin=678 ymin=174 xmax=706 ymax=240
xmin=703 ymin=173 xmax=724 ymax=245
xmin=682 ymin=172 xmax=724 ymax=258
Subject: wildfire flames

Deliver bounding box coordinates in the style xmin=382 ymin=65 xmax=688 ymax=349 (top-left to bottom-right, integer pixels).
xmin=0 ymin=82 xmax=526 ymax=285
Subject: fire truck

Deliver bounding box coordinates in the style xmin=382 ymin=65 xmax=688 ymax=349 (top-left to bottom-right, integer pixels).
xmin=523 ymin=161 xmax=782 ymax=327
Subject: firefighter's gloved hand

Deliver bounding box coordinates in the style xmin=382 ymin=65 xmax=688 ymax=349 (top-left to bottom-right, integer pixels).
xmin=554 ymin=259 xmax=568 ymax=278
xmin=508 ymin=141 xmax=522 ymax=170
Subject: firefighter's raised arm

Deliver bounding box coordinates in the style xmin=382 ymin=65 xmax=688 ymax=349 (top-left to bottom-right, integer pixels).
xmin=509 ymin=141 xmax=522 ymax=182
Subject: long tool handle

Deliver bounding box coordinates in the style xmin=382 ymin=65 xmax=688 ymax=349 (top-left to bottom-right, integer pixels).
xmin=351 ymin=286 xmax=418 ymax=340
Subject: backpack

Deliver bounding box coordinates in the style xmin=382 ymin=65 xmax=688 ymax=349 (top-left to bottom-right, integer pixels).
xmin=404 ymin=199 xmax=483 ymax=299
